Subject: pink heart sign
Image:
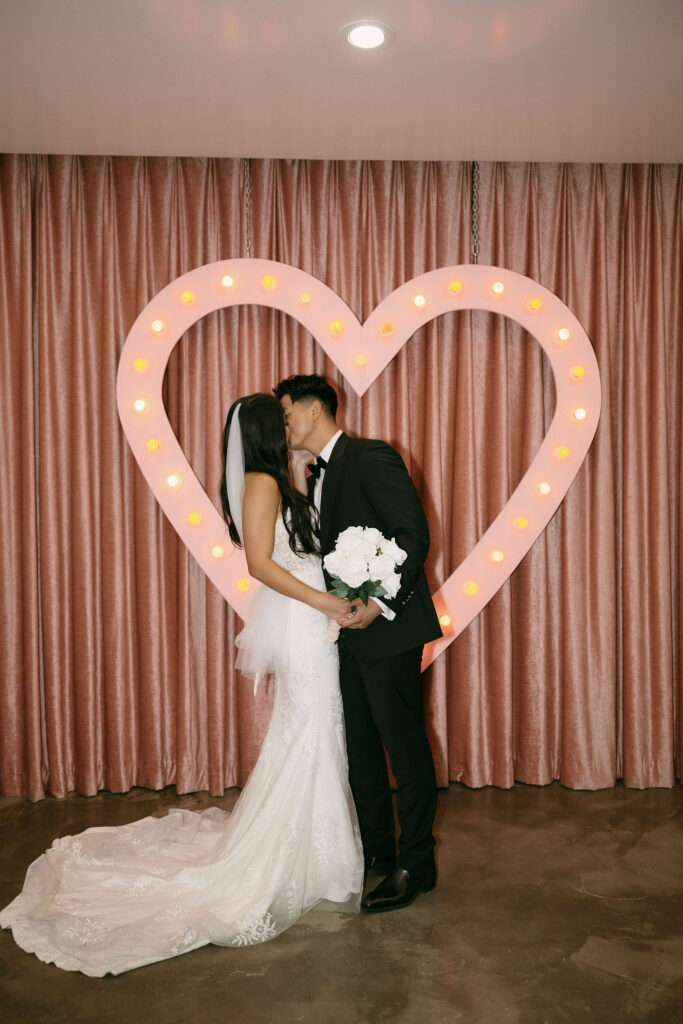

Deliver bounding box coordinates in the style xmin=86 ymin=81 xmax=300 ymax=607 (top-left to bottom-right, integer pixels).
xmin=117 ymin=260 xmax=600 ymax=669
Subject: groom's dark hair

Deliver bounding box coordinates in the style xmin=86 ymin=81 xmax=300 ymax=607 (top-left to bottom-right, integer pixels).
xmin=273 ymin=374 xmax=338 ymax=420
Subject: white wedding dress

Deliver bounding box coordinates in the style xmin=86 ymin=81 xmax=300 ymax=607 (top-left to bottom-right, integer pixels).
xmin=0 ymin=517 xmax=363 ymax=976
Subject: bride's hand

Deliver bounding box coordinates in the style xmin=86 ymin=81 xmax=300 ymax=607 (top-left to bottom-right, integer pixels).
xmin=319 ymin=592 xmax=350 ymax=619
xmin=289 ymin=448 xmax=315 ymax=495
xmin=289 ymin=448 xmax=315 ymax=469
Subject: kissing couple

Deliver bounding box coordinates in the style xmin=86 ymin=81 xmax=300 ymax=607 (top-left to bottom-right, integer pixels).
xmin=1 ymin=374 xmax=442 ymax=976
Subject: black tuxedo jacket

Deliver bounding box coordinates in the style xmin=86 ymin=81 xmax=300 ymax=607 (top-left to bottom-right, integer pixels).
xmin=313 ymin=433 xmax=442 ymax=662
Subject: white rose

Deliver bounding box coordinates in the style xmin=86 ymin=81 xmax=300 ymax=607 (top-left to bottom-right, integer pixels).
xmin=368 ymin=553 xmax=395 ymax=580
xmin=338 ymin=540 xmax=366 ymax=562
xmin=380 ymin=537 xmax=407 ymax=565
xmin=337 ymin=526 xmax=365 ymax=550
xmin=342 ymin=553 xmax=371 ymax=588
xmin=360 ymin=537 xmax=379 ymax=560
xmin=363 ymin=527 xmax=382 ymax=546
xmin=323 ymin=551 xmax=344 ymax=577
xmin=381 ymin=572 xmax=401 ymax=599
xmin=344 ymin=534 xmax=376 ymax=561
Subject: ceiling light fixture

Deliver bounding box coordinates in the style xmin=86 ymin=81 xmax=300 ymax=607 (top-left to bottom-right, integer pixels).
xmin=341 ymin=20 xmax=395 ymax=50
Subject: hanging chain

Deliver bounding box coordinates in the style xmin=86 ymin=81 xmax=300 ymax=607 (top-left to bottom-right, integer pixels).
xmin=471 ymin=160 xmax=480 ymax=265
xmin=243 ymin=157 xmax=253 ymax=258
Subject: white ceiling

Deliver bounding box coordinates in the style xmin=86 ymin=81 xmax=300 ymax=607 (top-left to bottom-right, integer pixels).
xmin=1 ymin=0 xmax=682 ymax=162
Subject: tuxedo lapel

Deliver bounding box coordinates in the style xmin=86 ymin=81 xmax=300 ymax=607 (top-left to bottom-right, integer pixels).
xmin=319 ymin=432 xmax=348 ymax=552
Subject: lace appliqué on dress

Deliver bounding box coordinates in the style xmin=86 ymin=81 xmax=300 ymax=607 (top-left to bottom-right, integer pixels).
xmin=231 ymin=912 xmax=277 ymax=947
xmin=62 ymin=917 xmax=117 ymax=946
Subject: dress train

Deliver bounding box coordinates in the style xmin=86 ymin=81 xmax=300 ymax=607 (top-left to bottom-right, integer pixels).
xmin=0 ymin=517 xmax=363 ymax=976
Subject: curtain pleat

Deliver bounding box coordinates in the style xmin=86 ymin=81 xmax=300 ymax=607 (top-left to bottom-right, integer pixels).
xmin=0 ymin=155 xmax=43 ymax=799
xmin=0 ymin=156 xmax=680 ymax=800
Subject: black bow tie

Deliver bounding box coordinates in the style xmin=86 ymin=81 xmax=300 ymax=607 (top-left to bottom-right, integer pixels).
xmin=308 ymin=455 xmax=328 ymax=480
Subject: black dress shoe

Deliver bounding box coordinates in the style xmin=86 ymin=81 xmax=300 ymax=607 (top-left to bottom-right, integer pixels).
xmin=361 ymin=865 xmax=436 ymax=914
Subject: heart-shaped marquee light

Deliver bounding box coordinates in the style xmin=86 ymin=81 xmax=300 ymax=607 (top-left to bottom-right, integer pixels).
xmin=117 ymin=260 xmax=601 ymax=670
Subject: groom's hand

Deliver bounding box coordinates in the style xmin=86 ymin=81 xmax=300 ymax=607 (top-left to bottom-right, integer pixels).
xmin=337 ymin=598 xmax=382 ymax=630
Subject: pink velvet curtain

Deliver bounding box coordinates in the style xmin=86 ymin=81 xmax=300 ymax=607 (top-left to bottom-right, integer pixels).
xmin=0 ymin=156 xmax=680 ymax=801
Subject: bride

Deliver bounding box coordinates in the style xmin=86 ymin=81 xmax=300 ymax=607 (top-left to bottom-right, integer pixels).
xmin=0 ymin=393 xmax=363 ymax=976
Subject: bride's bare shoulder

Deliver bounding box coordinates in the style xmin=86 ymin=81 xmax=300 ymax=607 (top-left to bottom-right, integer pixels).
xmin=244 ymin=472 xmax=280 ymax=499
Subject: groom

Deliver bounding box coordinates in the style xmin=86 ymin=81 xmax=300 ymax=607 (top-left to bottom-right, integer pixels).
xmin=274 ymin=374 xmax=442 ymax=913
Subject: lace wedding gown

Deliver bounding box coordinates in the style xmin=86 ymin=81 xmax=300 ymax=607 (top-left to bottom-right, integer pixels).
xmin=0 ymin=517 xmax=363 ymax=976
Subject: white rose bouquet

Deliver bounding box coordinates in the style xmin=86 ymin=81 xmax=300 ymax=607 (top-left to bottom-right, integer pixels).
xmin=323 ymin=526 xmax=407 ymax=642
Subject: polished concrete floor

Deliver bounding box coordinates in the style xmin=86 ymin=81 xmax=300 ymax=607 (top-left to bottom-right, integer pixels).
xmin=0 ymin=782 xmax=681 ymax=1024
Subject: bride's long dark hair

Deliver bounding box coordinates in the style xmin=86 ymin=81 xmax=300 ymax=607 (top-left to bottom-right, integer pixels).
xmin=220 ymin=393 xmax=319 ymax=556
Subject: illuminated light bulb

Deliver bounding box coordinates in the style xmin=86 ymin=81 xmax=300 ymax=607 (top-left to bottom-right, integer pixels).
xmin=449 ymin=280 xmax=463 ymax=295
xmin=439 ymin=614 xmax=452 ymax=628
xmin=262 ymin=275 xmax=276 ymax=290
xmin=166 ymin=473 xmax=181 ymax=489
xmin=181 ymin=290 xmax=194 ymax=304
xmin=330 ymin=320 xmax=343 ymax=335
xmin=347 ymin=23 xmax=386 ymax=49
xmin=492 ymin=281 xmax=505 ymax=294
xmin=529 ymin=298 xmax=542 ymax=311
xmin=412 ymin=294 xmax=426 ymax=309
xmin=300 ymin=292 xmax=312 ymax=305
xmin=151 ymin=319 xmax=165 ymax=333
xmin=221 ymin=274 xmax=234 ymax=289
xmin=188 ymin=512 xmax=201 ymax=525
xmin=356 ymin=354 xmax=368 ymax=366
xmin=134 ymin=357 xmax=148 ymax=372
xmin=146 ymin=438 xmax=160 ymax=451
xmin=237 ymin=578 xmax=250 ymax=591
xmin=556 ymin=445 xmax=570 ymax=460
xmin=491 ymin=549 xmax=505 ymax=563
xmin=573 ymin=407 xmax=587 ymax=422
xmin=463 ymin=581 xmax=479 ymax=597
xmin=133 ymin=399 xmax=147 ymax=412
xmin=557 ymin=328 xmax=571 ymax=342
xmin=380 ymin=322 xmax=393 ymax=336
xmin=211 ymin=545 xmax=224 ymax=559
xmin=537 ymin=481 xmax=552 ymax=496
xmin=515 ymin=516 xmax=529 ymax=530
xmin=571 ymin=365 xmax=585 ymax=379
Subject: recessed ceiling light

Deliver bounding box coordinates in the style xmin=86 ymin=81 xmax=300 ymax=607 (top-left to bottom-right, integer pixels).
xmin=341 ymin=20 xmax=396 ymax=50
